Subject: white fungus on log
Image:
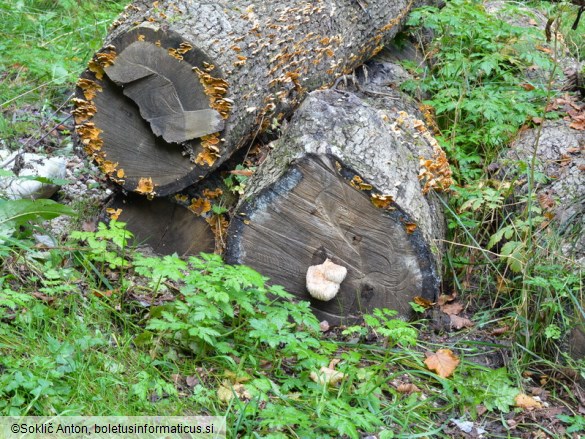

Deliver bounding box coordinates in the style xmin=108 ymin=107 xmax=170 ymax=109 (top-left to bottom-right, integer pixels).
xmin=306 ymin=258 xmax=348 ymax=301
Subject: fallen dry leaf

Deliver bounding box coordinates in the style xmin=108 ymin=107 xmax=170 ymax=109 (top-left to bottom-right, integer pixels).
xmin=449 ymin=314 xmax=474 ymax=330
xmin=520 ymin=83 xmax=535 ymax=91
xmin=425 ymin=349 xmax=460 ymax=378
xmin=532 ymin=117 xmax=543 ymax=125
xmin=217 ymin=380 xmax=251 ymax=403
xmin=310 ymin=364 xmax=346 ymax=386
xmin=490 ymin=325 xmax=509 ymax=336
xmin=441 ymin=301 xmax=464 ymax=315
xmin=31 ymin=291 xmax=55 ymax=304
xmin=396 ymin=383 xmax=421 ymax=394
xmin=437 ymin=292 xmax=457 ymax=306
xmin=515 ymin=393 xmax=542 ymax=410
xmin=569 ymin=118 xmax=585 ymax=130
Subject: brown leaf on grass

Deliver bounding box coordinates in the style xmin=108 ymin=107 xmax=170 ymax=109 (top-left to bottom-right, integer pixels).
xmin=569 ymin=118 xmax=585 ymax=130
xmin=532 ymin=117 xmax=543 ymax=125
xmin=424 ymin=349 xmax=460 ymax=378
xmin=93 ymin=290 xmax=113 ymax=298
xmin=490 ymin=325 xmax=509 ymax=336
xmin=514 ymin=393 xmax=542 ymax=410
xmin=185 ymin=375 xmax=199 ymax=388
xmin=520 ymin=83 xmax=535 ymax=91
xmin=228 ymin=169 xmax=255 ymax=177
xmin=82 ymin=221 xmax=97 ymax=232
xmin=449 ymin=314 xmax=474 ymax=330
xmin=437 ymin=292 xmax=457 ymax=306
xmin=310 ymin=359 xmax=345 ymax=386
xmin=396 ymin=383 xmax=421 ymax=394
xmin=31 ymin=292 xmax=55 ymax=304
xmin=217 ymin=380 xmax=251 ymax=403
xmin=441 ymin=301 xmax=464 ymax=315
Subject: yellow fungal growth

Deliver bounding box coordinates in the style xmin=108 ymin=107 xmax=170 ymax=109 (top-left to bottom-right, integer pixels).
xmin=95 ymin=51 xmax=116 ymax=68
xmin=136 ymin=177 xmax=155 ymax=195
xmin=404 ymin=222 xmax=417 ymax=234
xmin=168 ymin=48 xmax=184 ymax=61
xmin=106 ymin=208 xmax=122 ymax=221
xmin=188 ymin=197 xmax=212 ymax=216
xmin=194 ymin=132 xmax=222 ymax=167
xmin=76 ymin=78 xmax=103 ymax=100
xmin=116 ymin=168 xmax=125 ymax=179
xmin=371 ymin=194 xmax=394 ymax=209
xmin=203 ymin=188 xmax=223 ymax=199
xmin=350 ymin=175 xmax=372 ymax=191
xmin=87 ymin=48 xmax=116 ymax=80
xmin=177 ymin=42 xmax=192 ymax=54
xmin=138 ymin=34 xmax=145 ymax=41
xmin=100 ymin=160 xmax=118 ymax=175
xmin=75 ymin=122 xmax=103 ymax=155
xmin=174 ymin=194 xmax=189 ymax=203
xmin=193 ymin=67 xmax=232 ymax=119
xmin=71 ymin=99 xmax=97 ymax=124
xmin=419 ymin=149 xmax=453 ymax=194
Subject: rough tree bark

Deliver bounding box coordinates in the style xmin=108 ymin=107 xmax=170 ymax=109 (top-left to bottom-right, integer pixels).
xmin=74 ymin=0 xmax=419 ymax=196
xmin=225 ymin=89 xmax=451 ymax=323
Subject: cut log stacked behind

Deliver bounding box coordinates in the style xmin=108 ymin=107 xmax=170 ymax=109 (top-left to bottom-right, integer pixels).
xmin=74 ymin=0 xmax=418 ymax=196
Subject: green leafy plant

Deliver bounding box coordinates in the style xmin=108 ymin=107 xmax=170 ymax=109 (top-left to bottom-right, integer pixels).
xmin=143 ymin=253 xmax=322 ymax=360
xmin=405 ymin=0 xmax=553 ymax=182
xmin=343 ymin=308 xmax=418 ymax=348
xmin=0 ymin=198 xmax=74 ymax=241
xmin=70 ymin=220 xmax=132 ymax=270
xmin=557 ymin=414 xmax=585 ymax=434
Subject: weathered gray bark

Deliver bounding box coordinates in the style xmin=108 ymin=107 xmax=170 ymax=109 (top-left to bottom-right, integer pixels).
xmin=74 ymin=0 xmax=421 ymax=196
xmin=225 ymin=88 xmax=449 ymax=323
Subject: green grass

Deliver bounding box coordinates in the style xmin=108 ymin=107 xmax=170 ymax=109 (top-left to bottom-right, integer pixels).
xmin=0 ymin=0 xmax=126 ymax=108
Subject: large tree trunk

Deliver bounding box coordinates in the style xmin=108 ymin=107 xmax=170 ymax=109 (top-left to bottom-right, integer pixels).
xmin=225 ymin=88 xmax=450 ymax=323
xmin=74 ymin=0 xmax=419 ymax=196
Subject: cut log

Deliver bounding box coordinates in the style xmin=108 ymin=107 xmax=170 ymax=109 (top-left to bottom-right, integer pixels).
xmin=74 ymin=0 xmax=422 ymax=196
xmin=108 ymin=193 xmax=215 ymax=256
xmin=225 ymin=89 xmax=451 ymax=323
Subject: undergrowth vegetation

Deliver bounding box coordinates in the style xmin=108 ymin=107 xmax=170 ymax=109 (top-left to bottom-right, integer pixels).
xmin=1 ymin=0 xmax=584 ymax=437
xmin=406 ymin=0 xmax=584 ymax=387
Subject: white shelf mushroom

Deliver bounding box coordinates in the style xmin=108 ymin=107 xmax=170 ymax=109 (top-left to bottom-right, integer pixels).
xmin=306 ymin=258 xmax=348 ymax=301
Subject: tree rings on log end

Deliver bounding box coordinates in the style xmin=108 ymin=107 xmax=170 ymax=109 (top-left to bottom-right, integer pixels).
xmin=75 ymin=27 xmax=230 ymax=196
xmin=225 ymin=154 xmax=439 ymax=324
xmin=107 ymin=193 xmax=215 ymax=256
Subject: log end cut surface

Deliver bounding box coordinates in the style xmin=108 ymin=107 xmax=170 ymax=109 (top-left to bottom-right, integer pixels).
xmin=109 ymin=193 xmax=215 ymax=256
xmin=76 ymin=27 xmax=230 ymax=196
xmin=226 ymin=154 xmax=439 ymax=323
